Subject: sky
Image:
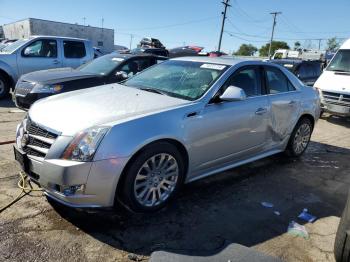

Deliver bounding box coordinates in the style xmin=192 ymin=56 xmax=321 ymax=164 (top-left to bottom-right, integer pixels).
xmin=0 ymin=0 xmax=349 ymax=53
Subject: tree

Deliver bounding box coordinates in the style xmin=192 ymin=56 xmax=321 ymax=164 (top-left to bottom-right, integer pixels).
xmin=259 ymin=41 xmax=290 ymax=57
xmin=327 ymin=37 xmax=340 ymax=52
xmin=294 ymin=41 xmax=301 ymax=50
xmin=234 ymin=44 xmax=258 ymax=56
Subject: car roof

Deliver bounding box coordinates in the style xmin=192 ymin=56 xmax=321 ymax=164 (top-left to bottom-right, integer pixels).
xmin=30 ymin=35 xmax=89 ymax=41
xmin=171 ymin=56 xmax=262 ymax=66
xmin=104 ymin=53 xmax=168 ymax=60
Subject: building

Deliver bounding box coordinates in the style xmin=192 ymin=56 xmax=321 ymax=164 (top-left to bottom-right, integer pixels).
xmin=2 ymin=18 xmax=114 ymax=52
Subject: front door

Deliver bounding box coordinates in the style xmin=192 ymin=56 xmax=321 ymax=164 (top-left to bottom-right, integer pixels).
xmin=17 ymin=38 xmax=61 ymax=76
xmin=187 ymin=66 xmax=270 ymax=177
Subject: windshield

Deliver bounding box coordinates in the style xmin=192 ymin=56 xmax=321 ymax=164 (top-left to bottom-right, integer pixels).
xmin=327 ymin=49 xmax=350 ymax=73
xmin=78 ymin=55 xmax=124 ymax=75
xmin=123 ymin=60 xmax=227 ymax=101
xmin=1 ymin=39 xmax=28 ymax=53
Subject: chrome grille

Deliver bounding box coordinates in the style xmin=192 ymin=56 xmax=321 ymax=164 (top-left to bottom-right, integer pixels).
xmin=322 ymin=91 xmax=350 ymax=108
xmin=23 ymin=119 xmax=58 ymax=159
xmin=15 ymin=81 xmax=35 ymax=97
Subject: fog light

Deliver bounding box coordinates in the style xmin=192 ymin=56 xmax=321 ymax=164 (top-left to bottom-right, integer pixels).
xmin=62 ymin=184 xmax=85 ymax=196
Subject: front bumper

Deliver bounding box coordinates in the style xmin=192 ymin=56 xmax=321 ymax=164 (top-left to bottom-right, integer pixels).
xmin=14 ymin=145 xmax=129 ymax=208
xmin=14 ymin=93 xmax=51 ymax=110
xmin=321 ymin=100 xmax=350 ymax=116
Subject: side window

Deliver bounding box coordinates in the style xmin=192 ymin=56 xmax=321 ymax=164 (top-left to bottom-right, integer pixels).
xmin=225 ymin=67 xmax=261 ymax=97
xmin=63 ymin=41 xmax=86 ymax=58
xmin=265 ymin=66 xmax=293 ymax=94
xmin=22 ymin=39 xmax=57 ymax=58
xmin=120 ymin=59 xmax=151 ymax=77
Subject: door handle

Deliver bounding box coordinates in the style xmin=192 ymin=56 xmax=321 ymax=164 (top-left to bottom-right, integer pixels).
xmin=255 ymin=108 xmax=267 ymax=115
xmin=288 ymin=100 xmax=296 ymax=106
xmin=53 ymin=60 xmax=60 ymax=64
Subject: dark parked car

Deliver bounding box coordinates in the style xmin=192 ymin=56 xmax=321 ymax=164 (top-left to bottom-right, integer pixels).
xmin=131 ymin=47 xmax=169 ymax=57
xmin=14 ymin=53 xmax=167 ymax=110
xmin=168 ymin=46 xmax=204 ymax=58
xmin=270 ymin=59 xmax=324 ymax=86
xmin=335 ymin=189 xmax=350 ymax=261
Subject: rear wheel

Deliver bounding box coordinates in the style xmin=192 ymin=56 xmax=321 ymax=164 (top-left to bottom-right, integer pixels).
xmin=121 ymin=142 xmax=185 ymax=212
xmin=0 ymin=73 xmax=10 ymax=99
xmin=285 ymin=117 xmax=313 ymax=157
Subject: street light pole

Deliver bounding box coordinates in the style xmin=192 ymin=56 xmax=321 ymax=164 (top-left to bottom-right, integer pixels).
xmin=268 ymin=11 xmax=281 ymax=59
xmin=218 ymin=0 xmax=231 ymax=52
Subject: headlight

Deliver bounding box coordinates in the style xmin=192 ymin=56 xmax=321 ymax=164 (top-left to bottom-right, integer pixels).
xmin=32 ymin=83 xmax=63 ymax=93
xmin=61 ymin=127 xmax=109 ymax=161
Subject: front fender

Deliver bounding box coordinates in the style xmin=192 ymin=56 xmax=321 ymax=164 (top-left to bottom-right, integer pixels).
xmin=94 ymin=112 xmax=188 ymax=161
xmin=0 ymin=60 xmax=17 ymax=84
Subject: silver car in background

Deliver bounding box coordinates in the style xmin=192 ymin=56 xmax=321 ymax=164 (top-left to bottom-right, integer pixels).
xmin=14 ymin=57 xmax=320 ymax=212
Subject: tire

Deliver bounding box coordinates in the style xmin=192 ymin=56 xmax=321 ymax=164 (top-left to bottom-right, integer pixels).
xmin=285 ymin=117 xmax=313 ymax=157
xmin=120 ymin=142 xmax=185 ymax=213
xmin=0 ymin=73 xmax=10 ymax=99
xmin=335 ymin=193 xmax=350 ymax=262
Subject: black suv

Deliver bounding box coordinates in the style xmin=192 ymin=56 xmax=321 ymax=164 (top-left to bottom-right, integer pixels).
xmin=270 ymin=59 xmax=324 ymax=86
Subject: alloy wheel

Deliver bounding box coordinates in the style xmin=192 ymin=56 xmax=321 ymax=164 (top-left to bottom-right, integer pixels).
xmin=133 ymin=153 xmax=179 ymax=207
xmin=293 ymin=123 xmax=311 ymax=155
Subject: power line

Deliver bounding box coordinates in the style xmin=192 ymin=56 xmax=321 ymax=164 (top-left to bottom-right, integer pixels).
xmin=268 ymin=12 xmax=282 ymax=59
xmin=218 ymin=0 xmax=231 ymax=52
xmin=225 ymin=31 xmax=268 ymax=43
xmin=226 ymin=18 xmax=270 ymax=38
xmin=232 ymin=0 xmax=270 ymax=23
xmin=117 ymin=16 xmax=219 ymax=31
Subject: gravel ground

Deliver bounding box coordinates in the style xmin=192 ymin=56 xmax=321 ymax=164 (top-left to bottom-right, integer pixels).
xmin=0 ymin=98 xmax=349 ymax=262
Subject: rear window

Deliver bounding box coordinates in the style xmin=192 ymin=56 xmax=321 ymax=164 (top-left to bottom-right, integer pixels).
xmin=63 ymin=41 xmax=86 ymax=58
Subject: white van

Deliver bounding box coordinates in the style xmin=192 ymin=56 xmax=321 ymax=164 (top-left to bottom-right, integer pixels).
xmin=314 ymin=39 xmax=350 ymax=116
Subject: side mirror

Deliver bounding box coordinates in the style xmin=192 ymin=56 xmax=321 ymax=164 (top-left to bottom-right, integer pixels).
xmin=219 ymin=85 xmax=247 ymax=102
xmin=115 ymin=71 xmax=128 ymax=80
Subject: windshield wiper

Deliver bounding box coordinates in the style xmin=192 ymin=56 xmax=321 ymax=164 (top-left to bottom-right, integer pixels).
xmin=139 ymin=87 xmax=166 ymax=95
xmin=329 ymin=69 xmax=350 ymax=74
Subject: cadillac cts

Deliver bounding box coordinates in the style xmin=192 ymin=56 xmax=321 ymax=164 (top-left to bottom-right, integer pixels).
xmin=14 ymin=57 xmax=320 ymax=212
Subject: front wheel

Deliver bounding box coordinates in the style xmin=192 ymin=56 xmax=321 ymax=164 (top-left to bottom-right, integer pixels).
xmin=0 ymin=73 xmax=10 ymax=99
xmin=120 ymin=142 xmax=185 ymax=213
xmin=285 ymin=118 xmax=313 ymax=157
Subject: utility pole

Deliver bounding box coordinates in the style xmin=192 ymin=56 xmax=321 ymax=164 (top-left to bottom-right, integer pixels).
xmin=268 ymin=11 xmax=281 ymax=59
xmin=82 ymin=17 xmax=86 ymax=26
xmin=318 ymin=39 xmax=322 ymax=50
xmin=129 ymin=34 xmax=134 ymax=50
xmin=218 ymin=0 xmax=231 ymax=52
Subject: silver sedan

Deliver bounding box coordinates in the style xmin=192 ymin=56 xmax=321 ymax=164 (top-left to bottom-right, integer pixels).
xmin=14 ymin=57 xmax=320 ymax=212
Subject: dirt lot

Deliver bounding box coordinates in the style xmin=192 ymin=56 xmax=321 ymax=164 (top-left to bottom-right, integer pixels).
xmin=0 ymin=98 xmax=349 ymax=262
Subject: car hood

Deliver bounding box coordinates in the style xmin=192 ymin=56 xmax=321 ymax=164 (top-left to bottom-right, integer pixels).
xmin=29 ymin=83 xmax=190 ymax=136
xmin=0 ymin=53 xmax=15 ymax=63
xmin=21 ymin=67 xmax=99 ymax=84
xmin=314 ymin=70 xmax=350 ymax=93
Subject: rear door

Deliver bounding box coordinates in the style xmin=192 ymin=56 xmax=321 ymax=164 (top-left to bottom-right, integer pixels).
xmin=17 ymin=38 xmax=61 ymax=75
xmin=264 ymin=65 xmax=301 ymax=140
xmin=62 ymin=40 xmax=89 ymax=68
